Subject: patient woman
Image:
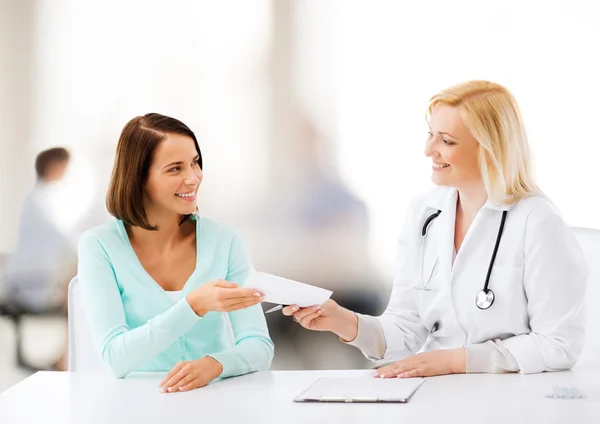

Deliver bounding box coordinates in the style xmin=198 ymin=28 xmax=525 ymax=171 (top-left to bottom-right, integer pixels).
xmin=78 ymin=113 xmax=273 ymax=392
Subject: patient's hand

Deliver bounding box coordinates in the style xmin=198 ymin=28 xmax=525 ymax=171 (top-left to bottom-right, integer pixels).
xmin=186 ymin=279 xmax=264 ymax=317
xmin=159 ymin=356 xmax=224 ymax=393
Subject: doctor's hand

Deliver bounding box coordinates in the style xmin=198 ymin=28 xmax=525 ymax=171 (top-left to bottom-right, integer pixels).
xmin=375 ymin=348 xmax=466 ymax=379
xmin=282 ymin=299 xmax=359 ymax=342
xmin=159 ymin=356 xmax=223 ymax=393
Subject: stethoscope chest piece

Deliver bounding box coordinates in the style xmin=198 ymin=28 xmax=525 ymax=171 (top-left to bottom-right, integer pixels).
xmin=476 ymin=289 xmax=495 ymax=310
xmin=417 ymin=208 xmax=507 ymax=311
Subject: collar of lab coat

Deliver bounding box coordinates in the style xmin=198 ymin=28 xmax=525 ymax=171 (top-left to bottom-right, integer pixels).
xmin=424 ymin=186 xmax=513 ymax=279
xmin=425 ymin=186 xmax=512 ymax=213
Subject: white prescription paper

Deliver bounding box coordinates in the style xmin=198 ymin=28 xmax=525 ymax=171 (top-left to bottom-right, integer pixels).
xmin=244 ymin=271 xmax=332 ymax=307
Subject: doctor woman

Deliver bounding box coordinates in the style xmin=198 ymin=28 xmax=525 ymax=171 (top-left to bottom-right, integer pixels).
xmin=283 ymin=80 xmax=587 ymax=376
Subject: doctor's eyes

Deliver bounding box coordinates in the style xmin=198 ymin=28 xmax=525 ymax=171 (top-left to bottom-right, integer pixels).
xmin=427 ymin=132 xmax=455 ymax=146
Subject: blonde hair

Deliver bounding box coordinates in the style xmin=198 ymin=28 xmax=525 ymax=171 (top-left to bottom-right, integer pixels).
xmin=427 ymin=80 xmax=540 ymax=205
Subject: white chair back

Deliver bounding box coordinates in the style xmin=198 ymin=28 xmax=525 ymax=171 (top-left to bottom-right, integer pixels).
xmin=572 ymin=227 xmax=600 ymax=367
xmin=67 ymin=276 xmax=107 ymax=372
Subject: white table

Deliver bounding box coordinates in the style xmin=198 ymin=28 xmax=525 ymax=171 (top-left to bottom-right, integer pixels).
xmin=1 ymin=367 xmax=599 ymax=424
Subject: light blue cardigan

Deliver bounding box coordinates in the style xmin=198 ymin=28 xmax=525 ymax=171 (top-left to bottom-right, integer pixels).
xmin=77 ymin=216 xmax=274 ymax=378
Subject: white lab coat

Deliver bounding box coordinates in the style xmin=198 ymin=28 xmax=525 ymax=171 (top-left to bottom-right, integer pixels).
xmin=349 ymin=186 xmax=587 ymax=374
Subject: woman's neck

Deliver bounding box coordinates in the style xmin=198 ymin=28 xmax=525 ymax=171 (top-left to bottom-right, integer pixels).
xmin=456 ymin=184 xmax=487 ymax=221
xmin=129 ymin=209 xmax=185 ymax=253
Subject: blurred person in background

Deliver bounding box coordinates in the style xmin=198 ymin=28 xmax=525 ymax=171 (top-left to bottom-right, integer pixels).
xmin=78 ymin=113 xmax=273 ymax=392
xmin=254 ymin=111 xmax=384 ymax=370
xmin=283 ymin=80 xmax=587 ymax=376
xmin=1 ymin=147 xmax=76 ymax=370
xmin=274 ymin=112 xmax=379 ymax=312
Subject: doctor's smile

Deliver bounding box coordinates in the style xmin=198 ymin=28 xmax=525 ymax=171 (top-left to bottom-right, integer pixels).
xmin=432 ymin=162 xmax=450 ymax=171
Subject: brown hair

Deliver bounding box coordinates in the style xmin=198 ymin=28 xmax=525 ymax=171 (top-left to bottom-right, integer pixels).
xmin=106 ymin=113 xmax=203 ymax=230
xmin=35 ymin=147 xmax=70 ymax=179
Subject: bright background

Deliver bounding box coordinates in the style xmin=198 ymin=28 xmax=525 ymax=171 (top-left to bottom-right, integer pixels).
xmin=1 ymin=0 xmax=599 ymax=390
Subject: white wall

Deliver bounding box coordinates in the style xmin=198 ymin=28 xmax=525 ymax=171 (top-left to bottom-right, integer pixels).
xmin=27 ymin=0 xmax=271 ymax=236
xmin=336 ymin=0 xmax=600 ymax=273
xmin=0 ymin=0 xmax=36 ymax=253
xmin=3 ymin=0 xmax=598 ymax=275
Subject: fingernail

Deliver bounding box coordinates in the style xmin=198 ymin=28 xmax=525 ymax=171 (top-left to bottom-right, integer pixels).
xmin=292 ymin=306 xmax=299 ymax=312
xmin=254 ymin=292 xmax=261 ymax=297
xmin=313 ymin=305 xmax=319 ymax=311
xmin=179 ymin=387 xmax=184 ymax=391
xmin=159 ymin=387 xmax=165 ymax=393
xmin=167 ymin=387 xmax=173 ymax=392
xmin=318 ymin=309 xmax=323 ymax=314
xmin=379 ymin=374 xmax=385 ymax=378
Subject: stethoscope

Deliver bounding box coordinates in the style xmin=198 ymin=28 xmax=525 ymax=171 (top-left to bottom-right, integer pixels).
xmin=415 ymin=208 xmax=508 ymax=310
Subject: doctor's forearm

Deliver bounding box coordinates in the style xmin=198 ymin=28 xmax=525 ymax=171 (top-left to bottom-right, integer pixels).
xmin=342 ymin=313 xmax=387 ymax=361
xmin=465 ymin=340 xmax=520 ymax=374
xmin=332 ymin=305 xmax=359 ymax=342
